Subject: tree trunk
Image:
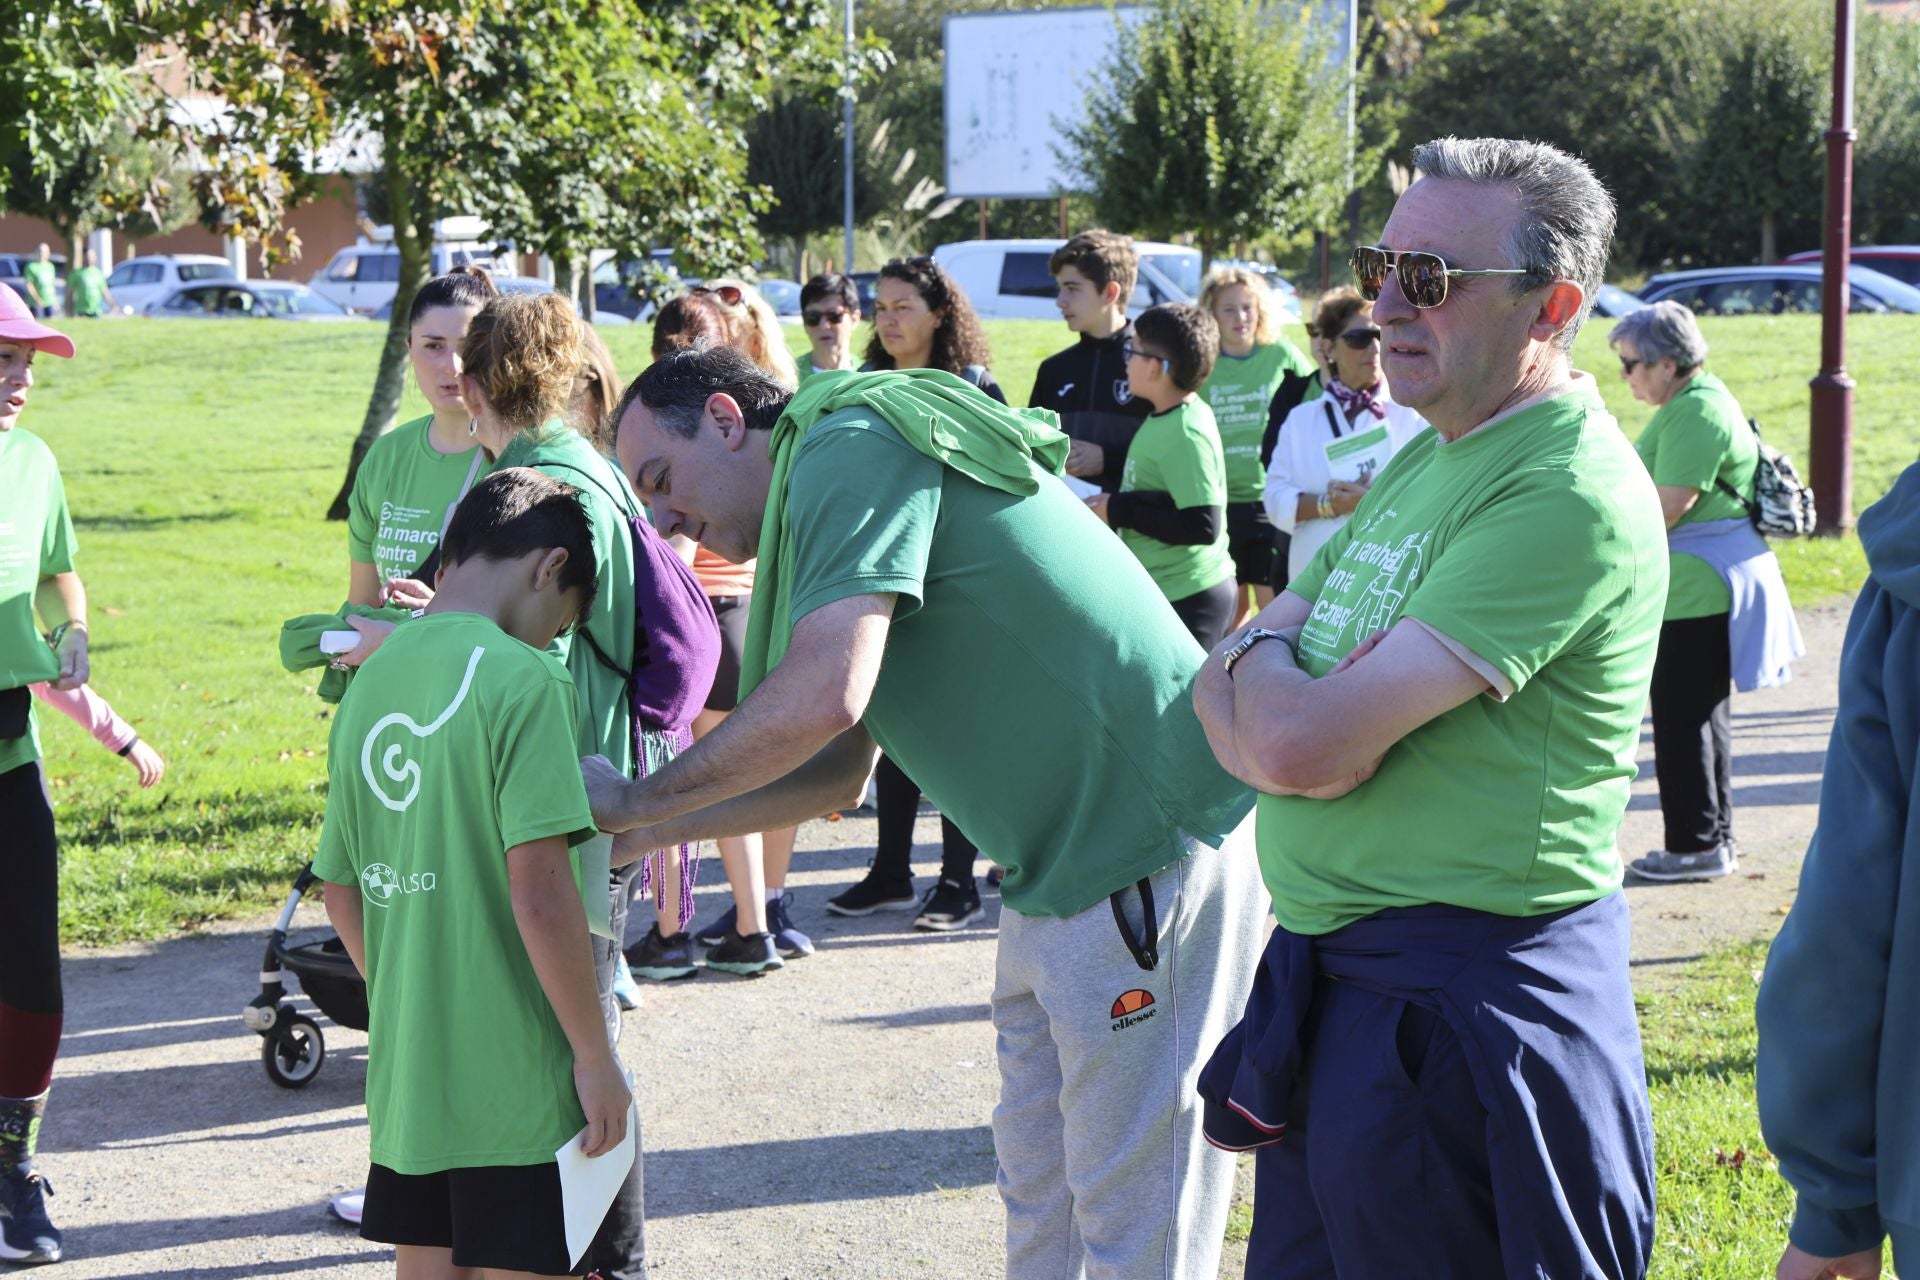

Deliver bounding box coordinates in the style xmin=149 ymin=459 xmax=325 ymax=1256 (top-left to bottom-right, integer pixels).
xmin=1761 ymin=210 xmax=1778 ymax=265
xmin=326 ymin=168 xmax=435 ymax=521
xmin=794 ymin=236 xmax=808 ymax=282
xmin=1198 ymin=230 xmax=1217 ymax=275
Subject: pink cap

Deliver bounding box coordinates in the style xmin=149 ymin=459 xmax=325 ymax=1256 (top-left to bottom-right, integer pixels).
xmin=0 ymin=283 xmax=76 ymax=359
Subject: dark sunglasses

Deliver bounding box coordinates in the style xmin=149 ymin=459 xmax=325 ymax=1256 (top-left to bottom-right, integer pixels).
xmin=690 ymin=284 xmax=744 ymax=308
xmin=1338 ymin=327 xmax=1382 ymax=350
xmin=803 ymin=308 xmax=848 ymax=327
xmin=1349 ymin=246 xmax=1537 ymax=310
xmin=1120 ymin=340 xmax=1169 ymax=372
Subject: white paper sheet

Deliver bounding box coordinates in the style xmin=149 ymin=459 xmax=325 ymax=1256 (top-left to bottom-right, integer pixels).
xmin=1058 ymin=472 xmax=1102 ymax=500
xmin=554 ymin=1091 xmax=638 ymax=1268
xmin=577 ymin=832 xmax=615 ymax=939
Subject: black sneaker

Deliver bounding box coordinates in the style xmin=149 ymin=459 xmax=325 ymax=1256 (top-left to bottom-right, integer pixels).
xmin=768 ymin=891 xmax=815 ymax=958
xmin=824 ymin=865 xmax=918 ymax=917
xmin=0 ymin=1169 xmax=61 ymax=1265
xmin=914 ymin=877 xmax=984 ymax=932
xmin=704 ymin=930 xmax=785 ymax=977
xmin=622 ymin=924 xmax=700 ymax=981
xmin=692 ymin=905 xmax=737 ymax=948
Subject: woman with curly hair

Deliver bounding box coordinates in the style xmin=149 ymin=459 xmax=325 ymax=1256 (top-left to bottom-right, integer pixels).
xmin=860 ymin=255 xmax=1006 ymax=404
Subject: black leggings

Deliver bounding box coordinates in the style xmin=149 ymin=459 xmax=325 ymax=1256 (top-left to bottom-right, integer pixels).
xmin=1169 ymin=577 xmax=1238 ymax=650
xmin=872 ymin=754 xmax=977 ymax=885
xmin=1648 ymin=613 xmax=1734 ymax=854
xmin=0 ymin=761 xmax=63 ymax=1098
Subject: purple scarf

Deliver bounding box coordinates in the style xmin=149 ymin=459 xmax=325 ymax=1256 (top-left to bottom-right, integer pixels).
xmin=1326 ymin=376 xmax=1387 ymax=423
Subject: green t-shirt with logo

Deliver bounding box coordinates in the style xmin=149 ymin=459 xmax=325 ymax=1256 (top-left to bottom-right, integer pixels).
xmin=1117 ymin=399 xmax=1235 ymax=602
xmin=0 ymin=429 xmax=75 ymax=775
xmin=492 ymin=424 xmax=638 ymax=778
xmin=346 ymin=415 xmax=486 ymax=586
xmin=778 ymin=407 xmax=1253 ymax=919
xmin=313 ymin=611 xmax=596 ymax=1174
xmin=1632 ymin=371 xmax=1757 ymax=621
xmin=69 ymin=266 xmax=108 ymax=317
xmin=1263 ymin=381 xmax=1668 ymax=936
xmin=21 ymin=261 xmax=56 ymax=310
xmin=1200 ymin=340 xmax=1315 ymax=502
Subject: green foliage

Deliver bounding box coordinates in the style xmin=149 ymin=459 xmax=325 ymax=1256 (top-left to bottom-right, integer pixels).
xmin=1855 ymin=15 xmax=1920 ymax=247
xmin=1063 ymin=0 xmax=1361 ymax=266
xmin=747 ymin=87 xmax=857 ymax=270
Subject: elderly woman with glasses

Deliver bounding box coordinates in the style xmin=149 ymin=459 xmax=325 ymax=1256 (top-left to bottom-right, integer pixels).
xmin=1261 ymin=286 xmax=1428 ymax=580
xmin=1610 ymin=300 xmax=1802 ymax=885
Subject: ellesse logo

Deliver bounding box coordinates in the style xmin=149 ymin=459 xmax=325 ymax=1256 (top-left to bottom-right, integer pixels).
xmin=1110 ymin=988 xmax=1157 ymax=1031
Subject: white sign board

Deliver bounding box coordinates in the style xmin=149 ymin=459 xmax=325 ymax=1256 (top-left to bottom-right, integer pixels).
xmin=943 ymin=6 xmax=1145 ymax=200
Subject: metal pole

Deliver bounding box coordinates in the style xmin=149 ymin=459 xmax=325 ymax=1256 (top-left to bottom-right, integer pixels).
xmin=1810 ymin=0 xmax=1856 ymax=534
xmin=842 ymin=0 xmax=856 ymax=275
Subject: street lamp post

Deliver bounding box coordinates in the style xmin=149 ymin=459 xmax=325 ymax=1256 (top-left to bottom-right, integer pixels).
xmin=1810 ymin=0 xmax=1856 ymax=535
xmin=842 ymin=0 xmax=856 ymax=275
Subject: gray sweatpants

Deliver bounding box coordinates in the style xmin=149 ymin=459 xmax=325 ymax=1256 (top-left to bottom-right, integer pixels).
xmin=992 ymin=817 xmax=1268 ymax=1280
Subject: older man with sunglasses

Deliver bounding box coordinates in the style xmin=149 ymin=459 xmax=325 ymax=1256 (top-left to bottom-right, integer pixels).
xmin=1193 ymin=136 xmax=1666 ymax=1279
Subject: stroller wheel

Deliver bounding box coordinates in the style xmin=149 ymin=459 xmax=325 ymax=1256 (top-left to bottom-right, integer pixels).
xmin=262 ymin=1013 xmax=326 ymax=1088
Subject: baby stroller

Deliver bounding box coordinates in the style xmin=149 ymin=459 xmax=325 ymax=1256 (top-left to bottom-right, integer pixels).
xmin=240 ymin=862 xmax=368 ymax=1088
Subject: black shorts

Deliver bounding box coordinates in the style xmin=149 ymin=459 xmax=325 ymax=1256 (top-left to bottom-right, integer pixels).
xmin=361 ymin=1161 xmax=584 ymax=1275
xmin=705 ymin=594 xmax=751 ymax=712
xmin=1225 ymin=501 xmax=1275 ymax=587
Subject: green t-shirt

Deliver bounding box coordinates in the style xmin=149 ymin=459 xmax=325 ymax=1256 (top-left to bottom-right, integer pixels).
xmin=313 ymin=611 xmax=596 ymax=1174
xmin=779 ymin=407 xmax=1253 ymax=918
xmin=1263 ymin=381 xmax=1668 ymax=936
xmin=1632 ymin=371 xmax=1757 ymax=621
xmin=69 ymin=266 xmax=107 ymax=317
xmin=1117 ymin=399 xmax=1235 ymax=602
xmin=493 ymin=425 xmax=639 ymax=777
xmin=21 ymin=261 xmax=56 ymax=310
xmin=1200 ymin=340 xmax=1315 ymax=501
xmin=0 ymin=429 xmax=76 ymax=775
xmin=346 ymin=415 xmax=486 ymax=586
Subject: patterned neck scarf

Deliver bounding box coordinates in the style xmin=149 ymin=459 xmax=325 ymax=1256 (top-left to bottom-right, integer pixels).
xmin=1326 ymin=376 xmax=1387 ymax=423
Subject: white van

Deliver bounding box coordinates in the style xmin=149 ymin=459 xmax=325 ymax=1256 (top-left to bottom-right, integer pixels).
xmin=308 ymin=217 xmax=499 ymax=315
xmin=933 ymin=238 xmax=1203 ymax=320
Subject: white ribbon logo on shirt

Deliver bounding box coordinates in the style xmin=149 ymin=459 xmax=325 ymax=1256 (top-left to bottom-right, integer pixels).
xmin=360 ymin=645 xmax=485 ymax=813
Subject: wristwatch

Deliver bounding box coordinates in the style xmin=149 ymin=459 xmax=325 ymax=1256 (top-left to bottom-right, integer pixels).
xmin=1222 ymin=628 xmax=1299 ymax=677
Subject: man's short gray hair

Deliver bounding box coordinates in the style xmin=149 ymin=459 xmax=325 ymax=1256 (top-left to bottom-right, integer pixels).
xmin=1607 ymin=301 xmax=1709 ymax=373
xmin=1409 ymin=137 xmax=1616 ymax=350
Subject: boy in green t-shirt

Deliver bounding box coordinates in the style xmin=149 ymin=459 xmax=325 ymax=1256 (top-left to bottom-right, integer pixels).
xmin=315 ymin=467 xmax=630 ymax=1278
xmin=1086 ymin=302 xmax=1237 ymax=646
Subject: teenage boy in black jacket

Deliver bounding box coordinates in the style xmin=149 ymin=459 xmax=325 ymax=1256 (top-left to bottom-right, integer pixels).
xmin=1028 ymin=230 xmax=1151 ymax=493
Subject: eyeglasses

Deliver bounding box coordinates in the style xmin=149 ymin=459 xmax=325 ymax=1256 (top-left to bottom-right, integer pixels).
xmin=1338 ymin=327 xmax=1382 ymax=350
xmin=803 ymin=308 xmax=848 ymax=327
xmin=1120 ymin=340 xmax=1169 ymax=372
xmin=1618 ymin=356 xmax=1643 ymax=375
xmin=689 ymin=284 xmax=745 ymax=308
xmin=1349 ymin=246 xmax=1539 ymax=310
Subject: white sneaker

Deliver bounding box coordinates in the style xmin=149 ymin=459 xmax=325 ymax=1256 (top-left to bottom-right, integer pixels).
xmin=1628 ymin=845 xmax=1735 ymax=882
xmin=329 ymin=1189 xmax=364 ymax=1225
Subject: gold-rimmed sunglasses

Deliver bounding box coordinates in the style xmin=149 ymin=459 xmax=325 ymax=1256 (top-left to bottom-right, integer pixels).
xmin=1349 ymin=246 xmax=1539 ymax=310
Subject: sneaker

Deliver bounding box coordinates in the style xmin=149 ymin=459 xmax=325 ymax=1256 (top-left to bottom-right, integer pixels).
xmin=914 ymin=877 xmax=985 ymax=932
xmin=704 ymin=930 xmax=785 ymax=977
xmin=1628 ymin=845 xmax=1735 ymax=883
xmin=692 ymin=905 xmax=737 ymax=948
xmin=622 ymin=924 xmax=700 ymax=981
xmin=328 ymin=1189 xmax=365 ymax=1226
xmin=0 ymin=1169 xmax=62 ymax=1265
xmin=611 ymin=952 xmax=643 ymax=1010
xmin=824 ymin=865 xmax=918 ymax=917
xmin=767 ymin=891 xmax=815 ymax=958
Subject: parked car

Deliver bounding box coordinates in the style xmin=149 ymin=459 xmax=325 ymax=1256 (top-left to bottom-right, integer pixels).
xmin=1781 ymin=245 xmax=1920 ymax=289
xmin=757 ymin=277 xmax=802 ymax=317
xmin=0 ymin=251 xmax=68 ymax=311
xmin=368 ymin=273 xmax=628 ymax=323
xmin=593 ymin=249 xmax=683 ymax=321
xmin=146 ymin=280 xmax=355 ymax=321
xmin=103 ymin=254 xmax=234 ymax=314
xmin=309 ymin=219 xmax=500 ymax=315
xmin=1637 ymin=264 xmax=1920 ymax=316
xmin=933 ymin=238 xmax=1202 ymax=319
xmin=1590 ymin=283 xmax=1648 ymax=318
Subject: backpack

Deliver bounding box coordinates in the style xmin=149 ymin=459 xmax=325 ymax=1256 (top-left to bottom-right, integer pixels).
xmin=1716 ymin=419 xmax=1817 ymax=539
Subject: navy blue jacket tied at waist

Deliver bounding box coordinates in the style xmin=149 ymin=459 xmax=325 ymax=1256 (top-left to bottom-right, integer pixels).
xmin=1199 ymin=892 xmax=1655 ymax=1280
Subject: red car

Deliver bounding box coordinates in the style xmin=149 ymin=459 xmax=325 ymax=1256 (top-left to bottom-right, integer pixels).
xmin=1782 ymin=245 xmax=1920 ymax=289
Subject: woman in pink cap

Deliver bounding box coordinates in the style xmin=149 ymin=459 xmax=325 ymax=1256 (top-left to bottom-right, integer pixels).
xmin=0 ymin=281 xmax=83 ymax=1266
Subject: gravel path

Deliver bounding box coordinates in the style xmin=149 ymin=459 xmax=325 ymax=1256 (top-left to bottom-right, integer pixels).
xmin=39 ymin=601 xmax=1849 ymax=1278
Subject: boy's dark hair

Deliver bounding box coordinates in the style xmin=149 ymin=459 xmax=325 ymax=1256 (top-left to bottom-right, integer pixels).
xmin=800 ymin=272 xmax=860 ymax=313
xmin=407 ymin=265 xmax=498 ymax=327
xmin=440 ymin=467 xmax=599 ymax=626
xmin=1134 ymin=303 xmax=1219 ymax=392
xmin=861 ymin=256 xmax=993 ymax=376
xmin=615 ymin=342 xmax=794 ymax=443
xmin=1048 ymin=229 xmax=1138 ymax=304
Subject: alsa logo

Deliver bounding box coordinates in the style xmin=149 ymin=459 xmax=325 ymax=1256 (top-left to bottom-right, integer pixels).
xmin=361 ymin=862 xmax=438 ymax=908
xmin=1110 ymin=988 xmax=1157 ymax=1031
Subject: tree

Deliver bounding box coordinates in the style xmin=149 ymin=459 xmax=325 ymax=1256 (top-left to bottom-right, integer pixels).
xmin=1061 ymin=0 xmax=1360 ymax=269
xmin=746 ymin=88 xmax=857 ymax=278
xmin=1692 ymin=11 xmax=1826 ymax=264
xmin=147 ymin=0 xmax=853 ymax=518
